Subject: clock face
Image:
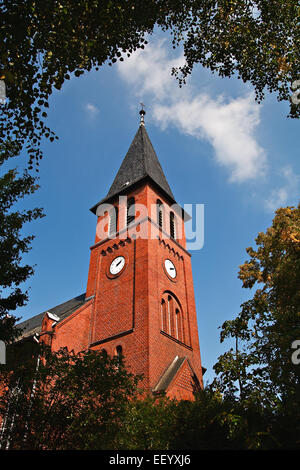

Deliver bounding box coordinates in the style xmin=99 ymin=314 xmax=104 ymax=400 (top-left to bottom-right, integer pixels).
xmin=109 ymin=256 xmax=125 ymax=275
xmin=164 ymin=259 xmax=176 ymax=279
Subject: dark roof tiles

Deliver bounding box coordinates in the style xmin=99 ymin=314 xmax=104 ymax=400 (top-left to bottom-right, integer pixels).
xmin=16 ymin=293 xmax=87 ymax=340
xmin=91 ymin=124 xmax=175 ymax=212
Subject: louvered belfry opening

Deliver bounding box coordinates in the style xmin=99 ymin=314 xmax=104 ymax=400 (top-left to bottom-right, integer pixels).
xmin=170 ymin=211 xmax=176 ymax=239
xmin=109 ymin=206 xmax=118 ymax=236
xmin=127 ymin=197 xmax=135 ymax=226
xmin=157 ymin=199 xmax=163 ymax=229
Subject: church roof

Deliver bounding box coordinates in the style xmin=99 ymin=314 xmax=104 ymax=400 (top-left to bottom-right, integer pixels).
xmin=16 ymin=293 xmax=87 ymax=341
xmin=90 ymin=123 xmax=175 ymax=213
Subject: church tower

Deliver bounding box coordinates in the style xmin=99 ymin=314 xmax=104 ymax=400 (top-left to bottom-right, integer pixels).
xmin=84 ymin=110 xmax=203 ymax=399
xmin=20 ymin=110 xmax=204 ymax=400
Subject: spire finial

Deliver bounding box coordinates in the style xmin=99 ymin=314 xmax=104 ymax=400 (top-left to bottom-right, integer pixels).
xmin=139 ymin=102 xmax=146 ymax=126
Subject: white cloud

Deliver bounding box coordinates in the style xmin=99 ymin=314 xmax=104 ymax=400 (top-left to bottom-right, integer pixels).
xmin=117 ymin=39 xmax=266 ymax=183
xmin=264 ymin=166 xmax=299 ymax=212
xmin=117 ymin=39 xmax=184 ymax=101
xmin=154 ymin=95 xmax=265 ymax=182
xmin=85 ymin=102 xmax=99 ymax=117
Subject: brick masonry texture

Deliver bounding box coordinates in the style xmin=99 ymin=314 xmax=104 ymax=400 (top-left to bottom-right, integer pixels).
xmin=39 ymin=182 xmax=204 ymax=400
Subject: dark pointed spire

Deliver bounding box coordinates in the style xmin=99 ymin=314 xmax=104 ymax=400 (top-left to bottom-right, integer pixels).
xmin=106 ymin=124 xmax=175 ymax=201
xmin=90 ymin=112 xmax=175 ymax=213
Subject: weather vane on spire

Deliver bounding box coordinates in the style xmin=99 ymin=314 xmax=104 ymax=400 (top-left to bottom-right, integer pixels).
xmin=139 ymin=102 xmax=146 ymax=126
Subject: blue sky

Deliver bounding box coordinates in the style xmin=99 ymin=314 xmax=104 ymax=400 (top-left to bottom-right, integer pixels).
xmin=11 ymin=31 xmax=299 ymax=385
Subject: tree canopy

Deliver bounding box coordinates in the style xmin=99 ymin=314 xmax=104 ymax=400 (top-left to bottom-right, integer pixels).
xmin=2 ymin=200 xmax=300 ymax=452
xmin=0 ymin=2 xmax=299 ymax=448
xmin=0 ymin=149 xmax=43 ymax=343
xmin=213 ymin=203 xmax=300 ymax=447
xmin=167 ymin=0 xmax=300 ymax=117
xmin=0 ymin=0 xmax=299 ymax=168
xmin=0 ymin=347 xmax=142 ymax=450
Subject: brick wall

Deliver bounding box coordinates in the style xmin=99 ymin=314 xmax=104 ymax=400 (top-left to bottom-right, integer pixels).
xmin=41 ymin=182 xmax=203 ymax=400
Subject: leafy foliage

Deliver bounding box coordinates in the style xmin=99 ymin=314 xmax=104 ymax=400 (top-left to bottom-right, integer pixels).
xmin=0 ymin=347 xmax=142 ymax=450
xmin=1 ymin=193 xmax=300 ymax=450
xmin=168 ymin=387 xmax=281 ymax=450
xmin=116 ymin=394 xmax=178 ymax=450
xmin=213 ymin=203 xmax=300 ymax=447
xmin=0 ymin=0 xmax=160 ymax=166
xmin=0 ymin=154 xmax=43 ymax=343
xmin=1 ymin=0 xmax=299 ymax=169
xmin=167 ymin=0 xmax=300 ymax=119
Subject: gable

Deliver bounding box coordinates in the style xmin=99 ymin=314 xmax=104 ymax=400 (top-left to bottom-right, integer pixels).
xmin=153 ymin=356 xmax=200 ymax=400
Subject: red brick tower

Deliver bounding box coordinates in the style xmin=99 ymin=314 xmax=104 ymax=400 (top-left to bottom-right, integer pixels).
xmin=20 ymin=111 xmax=204 ymax=400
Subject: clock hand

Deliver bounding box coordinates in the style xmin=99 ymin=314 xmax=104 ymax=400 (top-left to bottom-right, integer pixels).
xmin=116 ymin=260 xmax=122 ymax=266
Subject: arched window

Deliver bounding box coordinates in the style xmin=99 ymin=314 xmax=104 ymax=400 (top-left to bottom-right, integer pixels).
xmin=127 ymin=197 xmax=135 ymax=226
xmin=175 ymin=308 xmax=183 ymax=342
xmin=102 ymin=348 xmax=108 ymax=358
xmin=161 ymin=299 xmax=167 ymax=332
xmin=168 ymin=295 xmax=174 ymax=336
xmin=157 ymin=200 xmax=163 ymax=229
xmin=115 ymin=345 xmax=123 ymax=362
xmin=161 ymin=293 xmax=185 ymax=343
xmin=170 ymin=211 xmax=176 ymax=239
xmin=109 ymin=206 xmax=118 ymax=236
